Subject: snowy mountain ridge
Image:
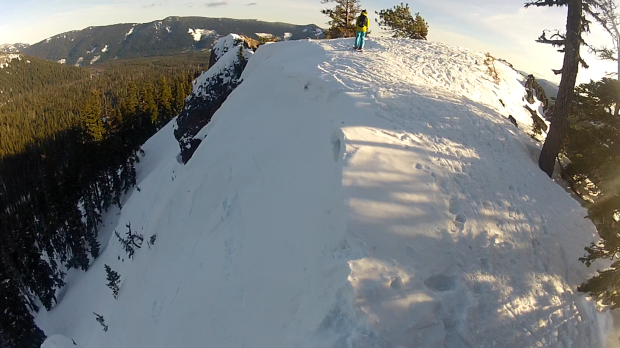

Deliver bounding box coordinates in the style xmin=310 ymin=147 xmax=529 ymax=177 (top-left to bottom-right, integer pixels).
xmin=0 ymin=43 xmax=29 ymax=53
xmin=37 ymin=37 xmax=616 ymax=347
xmin=20 ymin=17 xmax=323 ymax=67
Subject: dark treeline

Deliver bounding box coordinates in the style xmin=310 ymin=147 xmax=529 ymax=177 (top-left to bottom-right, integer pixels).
xmin=0 ymin=53 xmax=207 ymax=347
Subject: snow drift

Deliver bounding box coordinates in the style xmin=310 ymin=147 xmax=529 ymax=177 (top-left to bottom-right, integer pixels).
xmin=38 ymin=38 xmax=614 ymax=347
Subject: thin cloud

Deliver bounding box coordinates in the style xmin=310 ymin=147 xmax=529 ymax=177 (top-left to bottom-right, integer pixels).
xmin=205 ymin=1 xmax=228 ymax=7
xmin=246 ymin=2 xmax=258 ymax=5
xmin=142 ymin=3 xmax=162 ymax=8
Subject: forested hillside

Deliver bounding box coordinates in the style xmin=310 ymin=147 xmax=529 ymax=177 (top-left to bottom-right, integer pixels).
xmin=0 ymin=53 xmax=208 ymax=347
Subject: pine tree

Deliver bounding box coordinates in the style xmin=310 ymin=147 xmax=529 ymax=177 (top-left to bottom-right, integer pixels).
xmin=587 ymin=0 xmax=620 ymax=115
xmin=413 ymin=13 xmax=429 ymax=40
xmin=104 ymin=265 xmax=121 ymax=299
xmin=173 ymin=80 xmax=186 ymax=115
xmin=81 ymin=90 xmax=105 ymax=142
xmin=565 ymin=78 xmax=620 ymax=187
xmin=0 ymin=273 xmax=46 ymax=348
xmin=566 ymin=77 xmax=620 ymax=307
xmin=141 ymin=86 xmax=159 ymax=127
xmin=321 ymin=0 xmax=362 ymax=38
xmin=157 ymin=76 xmax=173 ymax=124
xmin=524 ymin=0 xmax=609 ymax=177
xmin=578 ymin=195 xmax=620 ymax=307
xmin=121 ymin=82 xmax=140 ymax=133
xmin=376 ymin=3 xmax=428 ymax=40
xmin=115 ymin=222 xmax=143 ymax=259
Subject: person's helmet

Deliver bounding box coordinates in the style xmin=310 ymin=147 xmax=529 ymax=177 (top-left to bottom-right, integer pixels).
xmin=362 ymin=9 xmax=367 ymax=14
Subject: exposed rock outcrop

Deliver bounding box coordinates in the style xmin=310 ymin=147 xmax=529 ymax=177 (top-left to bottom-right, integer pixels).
xmin=524 ymin=74 xmax=550 ymax=112
xmin=523 ymin=74 xmax=551 ymax=135
xmin=174 ymin=34 xmax=254 ymax=163
xmin=207 ymin=34 xmax=259 ymax=70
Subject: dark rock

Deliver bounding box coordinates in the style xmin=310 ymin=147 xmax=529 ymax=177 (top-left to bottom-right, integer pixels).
xmin=207 ymin=35 xmax=259 ymax=70
xmin=524 ymin=105 xmax=549 ymax=134
xmin=524 ymin=74 xmax=549 ymax=112
xmin=507 ymin=115 xmax=518 ymax=128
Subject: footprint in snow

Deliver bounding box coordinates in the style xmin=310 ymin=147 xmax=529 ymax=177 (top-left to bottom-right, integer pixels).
xmin=424 ymin=274 xmax=456 ymax=292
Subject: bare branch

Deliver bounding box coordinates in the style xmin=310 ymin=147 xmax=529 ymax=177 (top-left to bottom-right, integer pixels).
xmin=525 ymin=0 xmax=569 ymax=8
xmin=536 ymin=30 xmax=567 ymax=47
xmin=590 ymin=45 xmax=618 ymax=61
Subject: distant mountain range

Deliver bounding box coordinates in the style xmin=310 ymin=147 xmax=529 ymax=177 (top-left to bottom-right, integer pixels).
xmin=2 ymin=17 xmax=324 ymax=67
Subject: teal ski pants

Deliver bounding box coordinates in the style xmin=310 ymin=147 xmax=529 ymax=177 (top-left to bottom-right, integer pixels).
xmin=355 ymin=31 xmax=366 ymax=49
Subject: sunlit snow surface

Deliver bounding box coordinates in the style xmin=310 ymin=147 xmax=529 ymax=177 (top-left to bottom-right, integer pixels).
xmin=38 ymin=38 xmax=614 ymax=348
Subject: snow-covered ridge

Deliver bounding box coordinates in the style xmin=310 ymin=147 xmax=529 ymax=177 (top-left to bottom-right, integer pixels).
xmin=38 ymin=38 xmax=614 ymax=347
xmin=192 ymin=46 xmax=252 ymax=99
xmin=0 ymin=43 xmax=29 ymax=53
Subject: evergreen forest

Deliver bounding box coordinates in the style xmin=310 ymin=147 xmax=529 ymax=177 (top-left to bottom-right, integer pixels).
xmin=0 ymin=53 xmax=208 ymax=347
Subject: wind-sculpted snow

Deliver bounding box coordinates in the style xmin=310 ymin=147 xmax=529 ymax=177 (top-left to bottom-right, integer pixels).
xmin=38 ymin=38 xmax=614 ymax=348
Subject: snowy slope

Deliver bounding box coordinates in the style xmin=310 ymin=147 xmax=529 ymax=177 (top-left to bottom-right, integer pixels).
xmin=38 ymin=38 xmax=614 ymax=347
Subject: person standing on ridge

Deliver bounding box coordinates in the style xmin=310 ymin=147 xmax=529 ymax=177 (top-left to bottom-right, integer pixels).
xmin=354 ymin=10 xmax=369 ymax=51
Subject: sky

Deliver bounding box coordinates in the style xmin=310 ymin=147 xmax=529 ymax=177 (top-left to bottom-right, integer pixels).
xmin=0 ymin=0 xmax=618 ymax=84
